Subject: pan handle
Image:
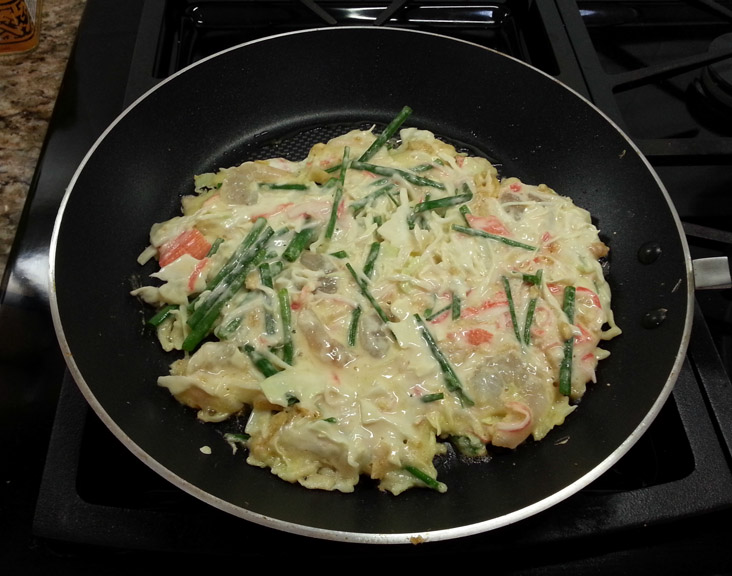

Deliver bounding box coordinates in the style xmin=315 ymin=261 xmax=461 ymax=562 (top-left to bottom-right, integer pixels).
xmin=693 ymin=256 xmax=732 ymax=290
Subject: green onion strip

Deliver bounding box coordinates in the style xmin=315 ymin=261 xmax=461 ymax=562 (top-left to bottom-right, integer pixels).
xmin=559 ymin=286 xmax=576 ymax=396
xmin=325 ymin=146 xmax=350 ymax=240
xmin=346 ymin=263 xmax=389 ymax=324
xmin=278 ymin=288 xmax=294 ymax=365
xmin=502 ymin=276 xmax=522 ymax=344
xmin=452 ymin=224 xmax=537 ymax=251
xmin=522 ymin=270 xmax=543 ymax=346
xmin=414 ymin=314 xmax=473 ymax=407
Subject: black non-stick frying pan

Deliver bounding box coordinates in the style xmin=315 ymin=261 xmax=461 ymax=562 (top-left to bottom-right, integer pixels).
xmin=50 ymin=27 xmax=694 ymax=544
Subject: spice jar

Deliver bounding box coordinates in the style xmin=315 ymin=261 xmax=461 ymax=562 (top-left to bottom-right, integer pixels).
xmin=0 ymin=0 xmax=41 ymax=55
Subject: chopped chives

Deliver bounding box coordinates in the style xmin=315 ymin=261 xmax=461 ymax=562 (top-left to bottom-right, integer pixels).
xmin=282 ymin=226 xmax=314 ymax=262
xmin=278 ymin=288 xmax=294 ymax=364
xmin=502 ymin=276 xmax=522 ymax=344
xmin=459 ymin=204 xmax=471 ymax=225
xmin=216 ymin=315 xmax=242 ymax=339
xmin=206 ymin=237 xmax=224 ymax=256
xmin=346 ymin=263 xmax=389 ymax=323
xmin=451 ymin=292 xmax=461 ymax=320
xmin=350 ymin=161 xmax=446 ymax=190
xmin=521 ymin=269 xmax=542 ymax=346
xmin=350 ymin=183 xmax=398 ymax=215
xmin=420 ymin=393 xmax=444 ymax=403
xmin=223 ymin=433 xmax=250 ymax=449
xmin=358 ymin=105 xmax=413 ymax=162
xmin=183 ymin=221 xmax=273 ymax=351
xmin=414 ymin=314 xmax=473 ymax=407
xmin=363 ymin=241 xmax=380 ymax=278
xmin=425 ymin=303 xmax=451 ymax=321
xmin=559 ymin=286 xmax=576 ymax=396
xmin=523 ymin=297 xmax=538 ymax=345
xmin=404 ymin=465 xmax=446 ymax=492
xmin=347 ymin=305 xmax=362 ymax=347
xmin=243 ymin=344 xmax=280 ymax=377
xmin=258 ymin=262 xmax=276 ymax=334
xmin=259 ymin=182 xmax=308 ymax=190
xmin=452 ymin=224 xmax=537 ymax=251
xmin=148 ymin=304 xmax=177 ymax=327
xmin=325 ymin=146 xmax=350 ymax=239
xmin=411 ymin=190 xmax=473 ymax=216
xmin=522 ymin=269 xmax=544 ymax=285
xmin=424 ymin=292 xmax=460 ymax=321
xmin=203 ymin=217 xmax=269 ymax=291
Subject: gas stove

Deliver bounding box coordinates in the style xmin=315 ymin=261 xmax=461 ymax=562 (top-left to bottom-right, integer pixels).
xmin=2 ymin=1 xmax=732 ymax=572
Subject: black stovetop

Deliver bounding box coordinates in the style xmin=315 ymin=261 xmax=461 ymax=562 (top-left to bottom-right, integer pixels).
xmin=2 ymin=1 xmax=732 ymax=573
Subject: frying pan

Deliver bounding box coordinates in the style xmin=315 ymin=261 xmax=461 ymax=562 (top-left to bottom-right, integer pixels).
xmin=50 ymin=27 xmax=697 ymax=544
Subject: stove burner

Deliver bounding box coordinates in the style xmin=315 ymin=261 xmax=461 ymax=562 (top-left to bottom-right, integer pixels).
xmin=688 ymin=33 xmax=732 ymax=133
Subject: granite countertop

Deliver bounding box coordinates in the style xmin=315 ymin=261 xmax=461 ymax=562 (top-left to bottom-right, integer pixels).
xmin=0 ymin=0 xmax=87 ymax=282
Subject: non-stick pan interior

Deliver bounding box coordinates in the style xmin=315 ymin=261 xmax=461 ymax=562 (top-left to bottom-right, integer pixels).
xmin=50 ymin=27 xmax=692 ymax=543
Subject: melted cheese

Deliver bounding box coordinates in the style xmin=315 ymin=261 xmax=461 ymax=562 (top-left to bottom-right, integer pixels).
xmin=131 ymin=126 xmax=620 ymax=495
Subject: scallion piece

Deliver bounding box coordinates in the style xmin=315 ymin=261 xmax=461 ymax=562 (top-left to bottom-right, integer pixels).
xmin=459 ymin=204 xmax=471 ymax=225
xmin=258 ymin=182 xmax=308 ymax=190
xmin=521 ymin=269 xmax=542 ymax=346
xmin=358 ymin=105 xmax=413 ymax=162
xmin=345 ymin=262 xmax=389 ymax=323
xmin=405 ymin=465 xmax=446 ymax=492
xmin=259 ymin=261 xmax=274 ymax=288
xmin=411 ymin=190 xmax=473 ymax=216
xmin=350 ymin=161 xmax=446 ymax=190
xmin=282 ymin=226 xmax=314 ymax=262
xmin=522 ymin=269 xmax=544 ymax=285
xmin=414 ymin=314 xmax=473 ymax=407
xmin=203 ymin=217 xmax=269 ymax=291
xmin=243 ymin=344 xmax=279 ymax=378
xmin=330 ymin=250 xmax=349 ymax=259
xmin=425 ymin=303 xmax=451 ymax=321
xmin=452 ymin=224 xmax=537 ymax=251
xmin=363 ymin=241 xmax=380 ymax=278
xmin=502 ymin=276 xmax=522 ymax=344
xmin=451 ymin=292 xmax=461 ymax=320
xmin=523 ymin=297 xmax=538 ymax=346
xmin=206 ymin=237 xmax=224 ymax=257
xmin=559 ymin=286 xmax=576 ymax=396
xmin=183 ymin=221 xmax=274 ymax=351
xmin=278 ymin=288 xmax=294 ymax=365
xmin=347 ymin=305 xmax=362 ymax=347
xmin=148 ymin=304 xmax=177 ymax=327
xmin=421 ymin=392 xmax=444 ymax=403
xmin=350 ymin=182 xmax=398 ymax=215
xmin=325 ymin=147 xmax=350 ymax=239
xmin=216 ymin=316 xmax=243 ymax=340
xmin=258 ymin=262 xmax=276 ymax=334
xmin=450 ymin=434 xmax=487 ymax=457
xmin=223 ymin=433 xmax=250 ymax=449
xmin=425 ymin=293 xmax=460 ymax=321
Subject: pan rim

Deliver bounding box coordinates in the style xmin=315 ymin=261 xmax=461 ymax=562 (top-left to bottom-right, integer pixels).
xmin=48 ymin=26 xmax=695 ymax=545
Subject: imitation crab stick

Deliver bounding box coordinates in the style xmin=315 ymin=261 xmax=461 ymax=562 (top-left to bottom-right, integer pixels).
xmin=158 ymin=228 xmax=211 ymax=267
xmin=465 ymin=213 xmax=510 ymax=236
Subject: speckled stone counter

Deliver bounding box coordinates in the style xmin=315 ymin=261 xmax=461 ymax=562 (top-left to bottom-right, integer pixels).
xmin=0 ymin=0 xmax=86 ymax=281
